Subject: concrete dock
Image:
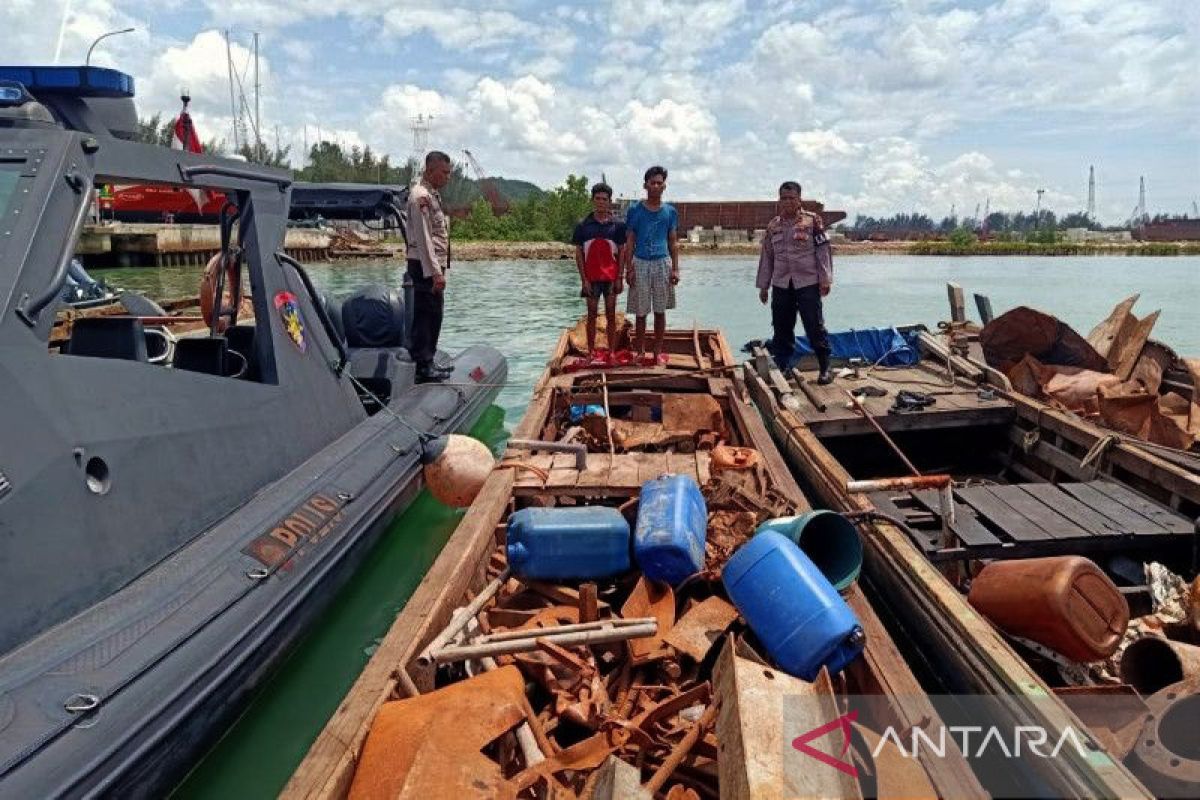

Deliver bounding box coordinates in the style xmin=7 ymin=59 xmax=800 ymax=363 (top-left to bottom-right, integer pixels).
xmin=77 ymin=224 xmax=332 ymax=267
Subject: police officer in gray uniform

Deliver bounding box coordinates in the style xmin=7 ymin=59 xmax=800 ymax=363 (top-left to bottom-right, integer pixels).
xmin=406 ymin=151 xmax=452 ymax=383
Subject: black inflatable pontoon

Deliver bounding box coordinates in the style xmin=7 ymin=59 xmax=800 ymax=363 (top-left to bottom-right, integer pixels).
xmin=0 ymin=65 xmax=505 ymax=797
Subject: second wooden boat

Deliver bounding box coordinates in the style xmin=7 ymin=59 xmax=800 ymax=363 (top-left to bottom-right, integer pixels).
xmin=284 ymin=322 xmax=990 ymax=799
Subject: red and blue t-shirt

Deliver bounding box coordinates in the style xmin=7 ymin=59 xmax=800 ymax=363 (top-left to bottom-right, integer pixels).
xmin=572 ymin=213 xmax=627 ymax=282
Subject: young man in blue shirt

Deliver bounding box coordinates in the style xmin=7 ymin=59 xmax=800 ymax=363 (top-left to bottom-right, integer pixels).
xmin=623 ymin=165 xmax=679 ymax=365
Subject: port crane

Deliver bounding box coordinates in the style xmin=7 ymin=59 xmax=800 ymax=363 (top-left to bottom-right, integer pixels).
xmin=462 ymin=149 xmax=509 ymax=216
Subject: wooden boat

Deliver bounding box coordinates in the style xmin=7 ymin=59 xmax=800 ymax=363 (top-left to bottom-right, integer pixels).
xmin=746 ymin=301 xmax=1200 ymax=798
xmin=283 ymin=321 xmax=991 ymax=799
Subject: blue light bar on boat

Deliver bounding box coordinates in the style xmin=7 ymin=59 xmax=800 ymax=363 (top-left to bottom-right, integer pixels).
xmin=0 ymin=66 xmax=134 ymax=98
xmin=0 ymin=83 xmax=29 ymax=106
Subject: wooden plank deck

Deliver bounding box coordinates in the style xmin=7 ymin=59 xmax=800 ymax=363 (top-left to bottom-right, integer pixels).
xmin=872 ymin=480 xmax=1194 ymax=563
xmin=788 ymin=362 xmax=1015 ymax=437
xmin=509 ymin=451 xmax=712 ymax=496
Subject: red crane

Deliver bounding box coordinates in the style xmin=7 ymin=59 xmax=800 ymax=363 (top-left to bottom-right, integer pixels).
xmin=462 ymin=149 xmax=509 ymax=216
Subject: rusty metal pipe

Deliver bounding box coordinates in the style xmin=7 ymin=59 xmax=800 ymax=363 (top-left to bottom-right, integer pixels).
xmin=416 ymin=569 xmax=510 ymax=667
xmin=845 ymin=390 xmax=922 ymax=476
xmin=433 ymin=621 xmax=658 ymax=664
xmin=506 ymin=438 xmax=588 ymax=471
xmin=644 ymin=701 xmax=718 ymax=794
xmin=847 ymin=475 xmax=951 ymax=493
xmin=462 ymin=613 xmax=547 ymax=769
xmin=1119 ymin=636 xmax=1200 ymax=697
xmin=847 ymin=475 xmax=956 ymax=530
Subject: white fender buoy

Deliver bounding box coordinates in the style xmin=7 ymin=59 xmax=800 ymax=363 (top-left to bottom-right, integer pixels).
xmin=421 ymin=434 xmax=495 ymax=507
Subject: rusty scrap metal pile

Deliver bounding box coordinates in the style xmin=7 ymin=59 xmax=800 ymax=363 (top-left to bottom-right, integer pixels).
xmin=346 ymin=465 xmax=808 ymax=798
xmin=981 ymin=295 xmax=1200 ymax=452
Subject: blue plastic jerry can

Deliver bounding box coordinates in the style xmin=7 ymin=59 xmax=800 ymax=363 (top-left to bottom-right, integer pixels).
xmin=633 ymin=474 xmax=707 ymax=586
xmin=722 ymin=531 xmax=865 ymax=681
xmin=506 ymin=506 xmax=631 ymax=580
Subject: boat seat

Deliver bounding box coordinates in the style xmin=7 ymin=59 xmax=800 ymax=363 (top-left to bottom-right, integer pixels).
xmin=66 ymin=317 xmax=149 ymax=362
xmin=174 ymin=337 xmax=246 ymax=378
xmin=224 ymin=324 xmax=259 ymax=381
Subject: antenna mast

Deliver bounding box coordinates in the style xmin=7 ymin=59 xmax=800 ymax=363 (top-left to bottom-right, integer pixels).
xmin=253 ymin=32 xmax=261 ymax=156
xmin=224 ymin=30 xmax=239 ymax=151
xmin=1129 ymin=176 xmax=1147 ymax=226
xmin=1086 ymin=165 xmax=1096 ymax=221
xmin=409 ymin=114 xmax=433 ymax=185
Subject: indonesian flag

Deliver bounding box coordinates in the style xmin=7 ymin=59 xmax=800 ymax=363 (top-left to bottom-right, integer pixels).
xmin=172 ymin=101 xmax=207 ymax=210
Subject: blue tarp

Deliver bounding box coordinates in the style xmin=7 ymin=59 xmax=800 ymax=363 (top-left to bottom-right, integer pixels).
xmin=776 ymin=327 xmax=921 ymax=370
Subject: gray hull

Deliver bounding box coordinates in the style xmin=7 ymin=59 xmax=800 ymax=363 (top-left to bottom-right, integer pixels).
xmin=0 ymin=66 xmax=507 ymax=797
xmin=0 ymin=348 xmax=504 ymax=797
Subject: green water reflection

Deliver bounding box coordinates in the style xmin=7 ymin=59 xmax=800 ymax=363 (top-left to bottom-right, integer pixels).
xmin=171 ymin=406 xmax=507 ymax=799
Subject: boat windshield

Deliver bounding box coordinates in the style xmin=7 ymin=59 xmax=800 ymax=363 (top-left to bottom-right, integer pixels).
xmin=0 ymin=166 xmax=23 ymax=220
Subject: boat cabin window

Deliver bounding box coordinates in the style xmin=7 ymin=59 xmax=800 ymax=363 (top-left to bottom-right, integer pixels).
xmin=0 ymin=167 xmax=22 ymax=220
xmin=50 ymin=181 xmax=274 ymax=384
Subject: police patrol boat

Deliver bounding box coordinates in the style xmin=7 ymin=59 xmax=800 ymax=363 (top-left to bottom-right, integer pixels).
xmin=0 ymin=65 xmax=505 ymax=796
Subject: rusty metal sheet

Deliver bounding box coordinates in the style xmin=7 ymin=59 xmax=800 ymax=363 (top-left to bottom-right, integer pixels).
xmin=347 ymin=666 xmax=534 ymax=799
xmin=507 ymin=727 xmax=631 ymax=794
xmin=854 ymin=723 xmax=937 ymax=800
xmin=705 ymin=510 xmax=758 ymax=573
xmin=1053 ymin=685 xmax=1150 ymax=760
xmin=621 ymin=577 xmax=675 ymax=665
xmin=662 ymin=596 xmax=740 ymax=662
xmin=662 ymin=393 xmax=726 ymax=437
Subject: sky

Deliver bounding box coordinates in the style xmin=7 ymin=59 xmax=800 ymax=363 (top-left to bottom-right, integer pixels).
xmin=4 ymin=0 xmax=1198 ymax=224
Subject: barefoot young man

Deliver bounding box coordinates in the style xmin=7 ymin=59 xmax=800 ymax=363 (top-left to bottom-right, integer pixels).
xmin=623 ymin=166 xmax=679 ymax=365
xmin=756 ymin=181 xmax=835 ymax=383
xmin=572 ymin=182 xmax=626 ymax=358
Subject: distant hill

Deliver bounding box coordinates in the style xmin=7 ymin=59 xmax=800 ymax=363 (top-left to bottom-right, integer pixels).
xmin=443 ymin=175 xmax=545 ymax=210
xmin=491 ymin=177 xmax=545 ymax=201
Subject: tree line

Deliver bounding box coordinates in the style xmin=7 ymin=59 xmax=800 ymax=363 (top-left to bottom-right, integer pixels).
xmin=849 ymin=209 xmax=1193 ymax=237
xmin=135 ymin=116 xmax=1192 ymax=244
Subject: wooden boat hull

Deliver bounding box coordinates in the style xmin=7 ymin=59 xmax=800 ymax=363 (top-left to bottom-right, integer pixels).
xmin=285 ymin=327 xmax=988 ymax=799
xmin=742 ymin=339 xmax=1200 ymax=798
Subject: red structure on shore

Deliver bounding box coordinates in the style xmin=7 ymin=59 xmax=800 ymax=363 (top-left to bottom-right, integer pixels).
xmin=667 ymin=200 xmax=846 ymax=229
xmin=1137 ymin=220 xmax=1200 ymax=241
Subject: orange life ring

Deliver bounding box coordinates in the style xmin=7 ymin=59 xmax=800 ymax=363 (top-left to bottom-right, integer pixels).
xmin=200 ymin=251 xmax=246 ymax=332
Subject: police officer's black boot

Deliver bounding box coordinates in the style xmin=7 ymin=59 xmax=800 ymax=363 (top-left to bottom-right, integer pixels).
xmin=816 ymin=354 xmax=834 ymax=385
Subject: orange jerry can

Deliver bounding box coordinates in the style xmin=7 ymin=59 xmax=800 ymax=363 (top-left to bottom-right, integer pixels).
xmin=967 ymin=555 xmax=1129 ymax=663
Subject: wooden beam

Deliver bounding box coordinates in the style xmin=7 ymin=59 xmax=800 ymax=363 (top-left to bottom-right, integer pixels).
xmin=946 ymin=282 xmax=966 ymax=323
xmin=1006 ymin=391 xmax=1200 ymax=507
xmin=713 ymin=639 xmax=859 ymax=800
xmin=974 ymin=293 xmax=995 ymax=325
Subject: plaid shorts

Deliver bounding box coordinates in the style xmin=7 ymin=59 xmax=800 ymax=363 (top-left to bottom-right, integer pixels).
xmin=626 ymin=256 xmax=676 ymax=316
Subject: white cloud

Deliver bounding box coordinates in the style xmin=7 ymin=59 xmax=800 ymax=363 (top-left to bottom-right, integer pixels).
xmin=0 ymin=0 xmax=1192 ymax=223
xmin=787 ymin=130 xmax=859 ymax=162
xmin=381 ymin=7 xmax=526 ymax=50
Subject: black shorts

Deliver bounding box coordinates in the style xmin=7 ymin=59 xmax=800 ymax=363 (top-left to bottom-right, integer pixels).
xmin=581 ymin=280 xmax=615 ymax=300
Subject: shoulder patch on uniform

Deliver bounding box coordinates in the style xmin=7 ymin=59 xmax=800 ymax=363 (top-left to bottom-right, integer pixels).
xmin=814 ymin=229 xmax=829 ymax=247
xmin=767 ymin=215 xmax=782 ymax=233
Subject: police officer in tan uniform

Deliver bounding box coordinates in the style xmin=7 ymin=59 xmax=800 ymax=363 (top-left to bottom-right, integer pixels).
xmin=406 ymin=151 xmax=452 ymax=383
xmin=756 ymin=181 xmax=835 ymax=383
